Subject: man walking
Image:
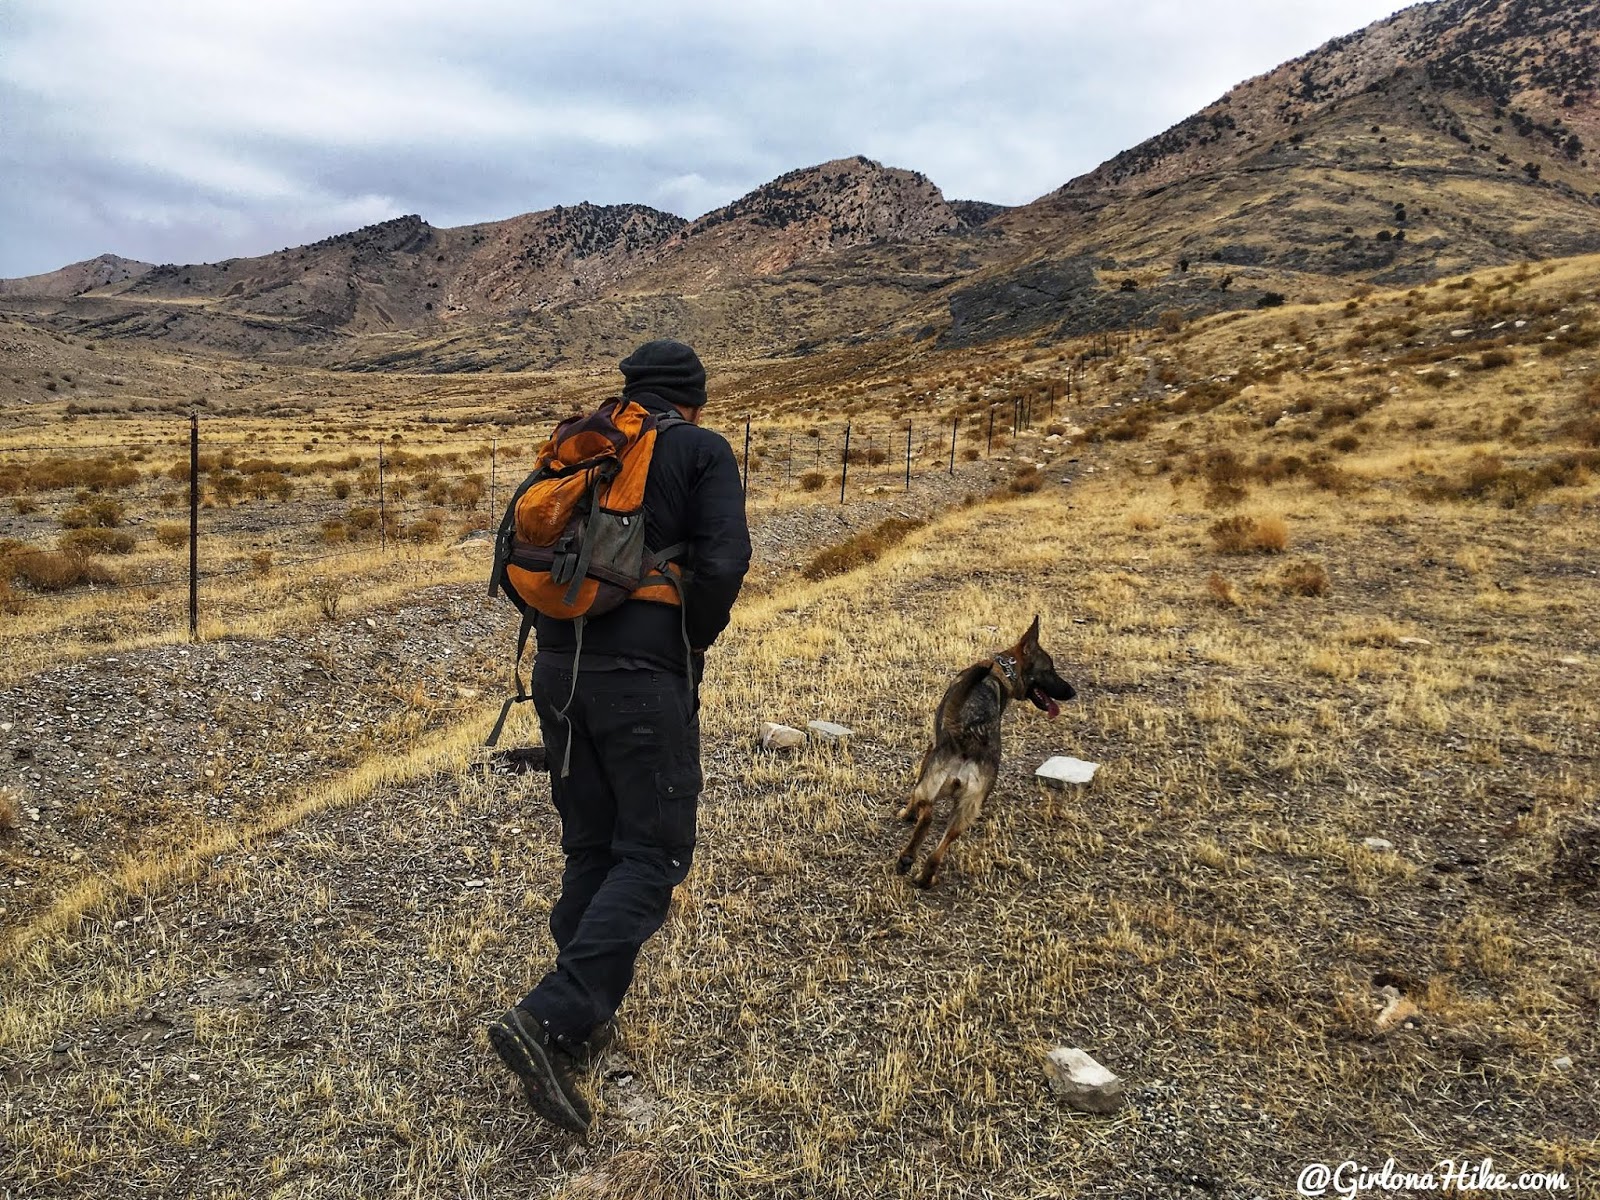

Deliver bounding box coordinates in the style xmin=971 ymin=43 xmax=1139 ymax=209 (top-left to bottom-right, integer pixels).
xmin=488 ymin=339 xmax=750 ymax=1135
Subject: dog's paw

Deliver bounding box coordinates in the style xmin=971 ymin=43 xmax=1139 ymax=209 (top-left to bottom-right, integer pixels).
xmin=913 ymin=873 xmax=936 ymax=890
xmin=895 ymin=806 xmax=914 ymax=823
xmin=895 ymin=856 xmax=914 ymax=875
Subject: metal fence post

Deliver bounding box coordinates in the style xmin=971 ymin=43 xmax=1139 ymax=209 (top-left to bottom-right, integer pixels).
xmin=949 ymin=417 xmax=957 ymax=474
xmin=489 ymin=438 xmax=497 ymax=522
xmin=188 ymin=412 xmax=199 ymax=641
xmin=742 ymin=417 xmax=751 ymax=495
xmin=378 ymin=445 xmax=387 ymax=552
xmin=904 ymin=420 xmax=912 ymax=491
xmin=839 ymin=423 xmax=851 ymax=503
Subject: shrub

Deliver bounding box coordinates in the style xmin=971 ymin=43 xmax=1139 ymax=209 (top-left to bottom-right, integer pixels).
xmin=8 ymin=547 xmax=116 ymax=591
xmin=1208 ymin=515 xmax=1289 ymax=554
xmin=59 ymin=498 xmax=125 ymax=529
xmin=155 ymin=522 xmax=188 ymax=550
xmin=60 ymin=528 xmax=136 ymax=555
xmin=1009 ymin=467 xmax=1044 ymax=494
xmin=404 ymin=519 xmax=443 ymax=543
xmin=1278 ymin=560 xmax=1330 ymax=596
xmin=0 ymin=578 xmax=23 ymax=616
xmin=1256 ymin=292 xmax=1287 ymax=308
xmin=331 ymin=478 xmax=353 ymax=500
xmin=0 ymin=787 xmax=17 ymax=837
xmin=249 ymin=551 xmax=273 ymax=577
xmin=321 ymin=519 xmax=348 ymax=544
xmin=12 ymin=497 xmax=39 ymax=516
xmin=347 ymin=507 xmax=381 ymax=532
xmin=798 ymin=469 xmax=828 ymax=493
xmin=1475 ymin=349 xmax=1514 ymax=370
xmin=1206 ymin=572 xmax=1243 ymax=607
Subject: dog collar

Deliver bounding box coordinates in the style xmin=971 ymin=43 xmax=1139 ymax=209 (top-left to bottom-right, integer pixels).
xmin=993 ymin=653 xmax=1018 ymax=685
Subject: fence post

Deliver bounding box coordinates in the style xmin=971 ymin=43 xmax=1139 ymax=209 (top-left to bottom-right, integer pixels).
xmin=986 ymin=407 xmax=994 ymax=457
xmin=742 ymin=417 xmax=751 ymax=495
xmin=904 ymin=420 xmax=912 ymax=491
xmin=489 ymin=438 xmax=497 ymax=522
xmin=378 ymin=444 xmax=387 ymax=552
xmin=839 ymin=423 xmax=851 ymax=503
xmin=949 ymin=417 xmax=957 ymax=474
xmin=188 ymin=411 xmax=199 ymax=641
xmin=786 ymin=433 xmax=793 ymax=486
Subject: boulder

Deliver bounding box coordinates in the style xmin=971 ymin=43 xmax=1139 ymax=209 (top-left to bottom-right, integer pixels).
xmin=807 ymin=720 xmax=853 ymax=745
xmin=1037 ymin=756 xmax=1099 ymax=787
xmin=759 ymin=722 xmax=806 ymax=751
xmin=1045 ymin=1047 xmax=1125 ymax=1114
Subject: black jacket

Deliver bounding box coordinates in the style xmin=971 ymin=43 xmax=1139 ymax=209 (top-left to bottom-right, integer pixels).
xmin=533 ymin=392 xmax=752 ymax=671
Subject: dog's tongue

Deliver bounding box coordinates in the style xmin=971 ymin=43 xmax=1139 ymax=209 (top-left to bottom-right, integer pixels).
xmin=1034 ymin=687 xmax=1061 ymax=718
xmin=1046 ymin=698 xmax=1060 ymax=718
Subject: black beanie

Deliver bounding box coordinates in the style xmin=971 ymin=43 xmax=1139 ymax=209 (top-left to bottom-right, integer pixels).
xmin=619 ymin=339 xmax=707 ymax=410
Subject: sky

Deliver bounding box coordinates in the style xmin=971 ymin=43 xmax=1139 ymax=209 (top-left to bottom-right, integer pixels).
xmin=0 ymin=0 xmax=1410 ymax=278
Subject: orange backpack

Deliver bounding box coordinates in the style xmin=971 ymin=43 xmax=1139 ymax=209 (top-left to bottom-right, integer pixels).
xmin=485 ymin=397 xmax=687 ymax=750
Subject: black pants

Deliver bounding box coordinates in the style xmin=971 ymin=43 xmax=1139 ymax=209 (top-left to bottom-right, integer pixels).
xmin=518 ymin=663 xmax=700 ymax=1046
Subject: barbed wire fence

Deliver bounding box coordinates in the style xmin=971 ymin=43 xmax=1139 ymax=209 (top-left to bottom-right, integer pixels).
xmin=0 ymin=338 xmax=1130 ymax=640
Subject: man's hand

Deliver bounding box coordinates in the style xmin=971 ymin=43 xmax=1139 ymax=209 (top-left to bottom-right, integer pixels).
xmin=690 ymin=648 xmax=706 ymax=687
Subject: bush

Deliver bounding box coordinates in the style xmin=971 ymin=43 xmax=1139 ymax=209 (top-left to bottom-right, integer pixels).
xmin=1278 ymin=560 xmax=1330 ymax=596
xmin=404 ymin=519 xmax=443 ymax=543
xmin=320 ymin=519 xmax=348 ymax=544
xmin=331 ymin=478 xmax=352 ymax=500
xmin=798 ymin=469 xmax=828 ymax=493
xmin=59 ymin=498 xmax=125 ymax=529
xmin=60 ymin=528 xmax=136 ymax=555
xmin=7 ymin=547 xmax=116 ymax=591
xmin=1256 ymin=292 xmax=1287 ymax=308
xmin=155 ymin=522 xmax=188 ymax=550
xmin=12 ymin=497 xmax=39 ymax=515
xmin=1208 ymin=515 xmax=1289 ymax=554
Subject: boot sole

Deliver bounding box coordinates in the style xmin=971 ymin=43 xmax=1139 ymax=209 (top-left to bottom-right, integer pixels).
xmin=488 ymin=1015 xmax=590 ymax=1135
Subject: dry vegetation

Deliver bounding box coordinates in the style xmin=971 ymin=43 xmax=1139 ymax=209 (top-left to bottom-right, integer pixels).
xmin=2 ymin=257 xmax=1597 ymax=1197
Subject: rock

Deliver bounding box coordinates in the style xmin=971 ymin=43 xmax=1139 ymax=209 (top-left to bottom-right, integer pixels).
xmin=1045 ymin=1047 xmax=1125 ymax=1114
xmin=758 ymin=722 xmax=806 ymax=751
xmin=1362 ymin=837 xmax=1394 ymax=852
xmin=1553 ymin=1056 xmax=1574 ymax=1071
xmin=1037 ymin=756 xmax=1099 ymax=787
xmin=1375 ymin=992 xmax=1421 ymax=1034
xmin=806 ymin=720 xmax=853 ymax=745
xmin=1395 ymin=637 xmax=1432 ymax=649
xmin=1558 ymin=656 xmax=1583 ymax=666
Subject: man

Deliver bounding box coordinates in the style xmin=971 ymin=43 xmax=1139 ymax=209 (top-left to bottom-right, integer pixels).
xmin=488 ymin=339 xmax=751 ymax=1135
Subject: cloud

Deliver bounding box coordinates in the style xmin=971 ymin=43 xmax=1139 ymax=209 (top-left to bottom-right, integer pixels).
xmin=0 ymin=0 xmax=1405 ymax=276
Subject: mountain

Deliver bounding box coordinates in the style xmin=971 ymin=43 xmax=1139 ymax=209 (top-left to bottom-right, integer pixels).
xmin=1 ymin=0 xmax=1595 ymax=363
xmin=0 ymin=254 xmax=152 ymax=299
xmin=618 ymin=156 xmax=966 ymax=293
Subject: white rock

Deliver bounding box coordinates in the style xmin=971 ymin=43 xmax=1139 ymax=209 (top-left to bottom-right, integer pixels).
xmin=1037 ymin=756 xmax=1099 ymax=787
xmin=1363 ymin=837 xmax=1394 ymax=851
xmin=1451 ymin=329 xmax=1471 ymax=338
xmin=759 ymin=721 xmax=806 ymax=751
xmin=1045 ymin=1047 xmax=1125 ymax=1114
xmin=1553 ymin=1056 xmax=1574 ymax=1071
xmin=807 ymin=720 xmax=853 ymax=744
xmin=1395 ymin=637 xmax=1432 ymax=649
xmin=1558 ymin=656 xmax=1583 ymax=666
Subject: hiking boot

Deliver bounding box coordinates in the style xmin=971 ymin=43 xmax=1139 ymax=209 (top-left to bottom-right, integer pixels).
xmin=487 ymin=1007 xmax=592 ymax=1135
xmin=578 ymin=1017 xmax=620 ymax=1066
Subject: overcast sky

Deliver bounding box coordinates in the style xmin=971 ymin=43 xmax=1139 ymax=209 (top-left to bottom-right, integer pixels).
xmin=0 ymin=0 xmax=1409 ymax=278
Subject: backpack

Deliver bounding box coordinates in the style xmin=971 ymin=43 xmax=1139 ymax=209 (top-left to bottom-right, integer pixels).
xmin=484 ymin=396 xmax=688 ymax=753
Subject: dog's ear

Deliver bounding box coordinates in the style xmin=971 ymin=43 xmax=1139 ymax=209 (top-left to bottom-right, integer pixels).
xmin=1021 ymin=614 xmax=1041 ymax=649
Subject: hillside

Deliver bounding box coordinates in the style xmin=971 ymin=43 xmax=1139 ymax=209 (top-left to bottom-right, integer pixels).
xmin=0 ymin=0 xmax=1596 ymax=367
xmin=0 ymin=254 xmax=152 ymax=300
xmin=622 ymin=156 xmax=967 ymax=292
xmin=955 ymin=0 xmax=1600 ymax=345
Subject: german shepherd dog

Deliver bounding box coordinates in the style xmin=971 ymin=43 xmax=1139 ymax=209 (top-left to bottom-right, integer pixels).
xmin=896 ymin=616 xmax=1076 ymax=888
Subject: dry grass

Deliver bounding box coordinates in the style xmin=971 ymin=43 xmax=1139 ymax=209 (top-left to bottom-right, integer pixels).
xmin=2 ymin=259 xmax=1599 ymax=1196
